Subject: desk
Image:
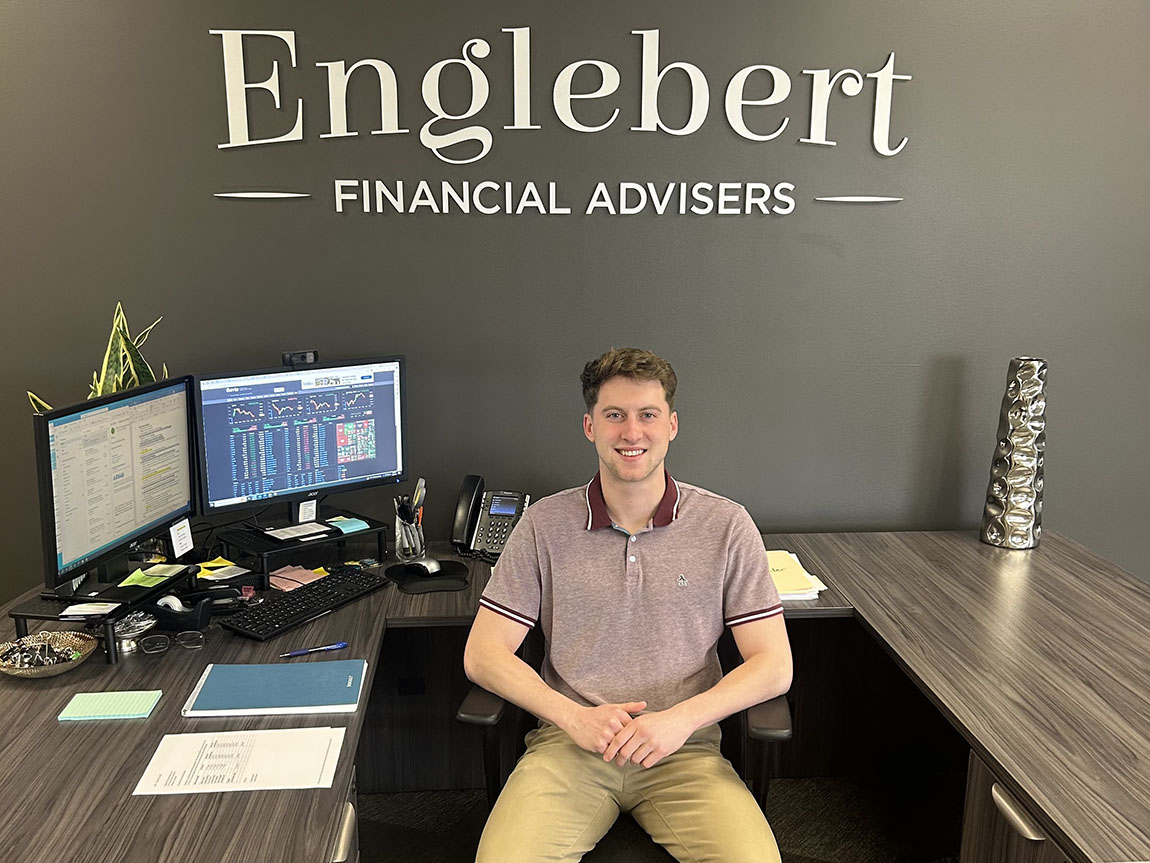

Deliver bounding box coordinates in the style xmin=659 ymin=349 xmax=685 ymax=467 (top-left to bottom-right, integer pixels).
xmin=0 ymin=576 xmax=388 ymax=863
xmin=1 ymin=533 xmax=1147 ymax=863
xmin=766 ymin=531 xmax=1150 ymax=863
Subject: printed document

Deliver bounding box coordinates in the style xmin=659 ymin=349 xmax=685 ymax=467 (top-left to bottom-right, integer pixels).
xmin=133 ymin=726 xmax=345 ymax=795
xmin=266 ymin=522 xmax=329 ymax=540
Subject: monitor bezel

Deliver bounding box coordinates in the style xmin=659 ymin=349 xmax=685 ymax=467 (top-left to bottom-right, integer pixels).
xmin=191 ymin=355 xmax=408 ymax=517
xmin=33 ymin=376 xmax=197 ymax=593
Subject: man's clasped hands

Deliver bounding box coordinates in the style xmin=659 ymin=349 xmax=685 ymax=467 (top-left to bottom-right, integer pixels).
xmin=562 ymin=700 xmax=698 ymax=769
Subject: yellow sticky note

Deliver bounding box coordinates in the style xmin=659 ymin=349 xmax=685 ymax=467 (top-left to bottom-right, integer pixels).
xmin=198 ymin=556 xmax=236 ymax=570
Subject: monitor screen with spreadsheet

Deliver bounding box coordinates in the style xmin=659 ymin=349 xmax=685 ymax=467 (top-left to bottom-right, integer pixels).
xmin=193 ymin=357 xmax=406 ymax=514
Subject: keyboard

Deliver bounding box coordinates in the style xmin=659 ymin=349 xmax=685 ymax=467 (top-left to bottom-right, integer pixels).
xmin=220 ymin=566 xmax=388 ymax=641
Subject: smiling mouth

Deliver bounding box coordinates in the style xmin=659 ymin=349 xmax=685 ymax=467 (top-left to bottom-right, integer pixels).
xmin=617 ymin=449 xmax=646 ymax=457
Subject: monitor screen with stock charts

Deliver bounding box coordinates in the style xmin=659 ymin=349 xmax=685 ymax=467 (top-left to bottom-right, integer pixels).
xmin=193 ymin=357 xmax=407 ymax=516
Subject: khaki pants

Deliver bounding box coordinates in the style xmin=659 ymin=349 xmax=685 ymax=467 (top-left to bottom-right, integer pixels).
xmin=475 ymin=723 xmax=782 ymax=863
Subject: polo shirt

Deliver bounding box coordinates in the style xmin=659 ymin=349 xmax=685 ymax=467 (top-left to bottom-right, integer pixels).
xmin=479 ymin=471 xmax=782 ymax=713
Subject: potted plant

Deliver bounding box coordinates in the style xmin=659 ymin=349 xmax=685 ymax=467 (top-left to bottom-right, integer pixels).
xmin=28 ymin=302 xmax=167 ymax=411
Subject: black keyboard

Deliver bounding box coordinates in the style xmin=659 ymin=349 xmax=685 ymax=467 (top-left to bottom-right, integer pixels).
xmin=220 ymin=566 xmax=388 ymax=641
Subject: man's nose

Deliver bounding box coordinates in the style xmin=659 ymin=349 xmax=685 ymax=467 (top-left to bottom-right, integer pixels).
xmin=622 ymin=417 xmax=642 ymax=440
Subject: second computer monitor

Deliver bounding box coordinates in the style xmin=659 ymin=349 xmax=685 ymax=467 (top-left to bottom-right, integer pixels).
xmin=194 ymin=357 xmax=407 ymax=515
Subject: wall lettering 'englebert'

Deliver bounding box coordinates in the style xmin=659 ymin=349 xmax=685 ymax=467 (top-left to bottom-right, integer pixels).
xmin=210 ymin=28 xmax=911 ymax=165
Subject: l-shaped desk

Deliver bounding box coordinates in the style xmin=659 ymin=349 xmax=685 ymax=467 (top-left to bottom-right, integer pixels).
xmin=1 ymin=532 xmax=1148 ymax=863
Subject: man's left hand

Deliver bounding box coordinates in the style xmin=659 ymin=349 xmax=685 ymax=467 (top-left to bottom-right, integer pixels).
xmin=602 ymin=706 xmax=695 ymax=768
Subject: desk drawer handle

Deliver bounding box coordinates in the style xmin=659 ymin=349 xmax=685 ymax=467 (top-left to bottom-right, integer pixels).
xmin=990 ymin=783 xmax=1044 ymax=842
xmin=331 ymin=801 xmax=358 ymax=863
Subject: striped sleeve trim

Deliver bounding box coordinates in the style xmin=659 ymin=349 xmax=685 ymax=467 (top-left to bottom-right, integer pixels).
xmin=479 ymin=597 xmax=537 ymax=629
xmin=725 ymin=604 xmax=784 ymax=627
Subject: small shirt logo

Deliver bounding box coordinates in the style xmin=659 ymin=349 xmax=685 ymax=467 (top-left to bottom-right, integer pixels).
xmin=677 ymin=574 xmax=688 ymax=587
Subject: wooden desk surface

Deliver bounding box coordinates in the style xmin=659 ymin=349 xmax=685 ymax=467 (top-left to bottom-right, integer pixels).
xmin=0 ymin=582 xmax=391 ymax=863
xmin=766 ymin=530 xmax=1150 ymax=863
xmin=389 ymin=540 xmax=856 ymax=624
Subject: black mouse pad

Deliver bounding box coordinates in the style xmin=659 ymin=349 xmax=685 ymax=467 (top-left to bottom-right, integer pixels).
xmin=384 ymin=560 xmax=470 ymax=594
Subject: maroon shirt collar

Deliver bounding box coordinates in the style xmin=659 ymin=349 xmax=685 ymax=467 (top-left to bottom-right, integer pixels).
xmin=584 ymin=469 xmax=680 ymax=531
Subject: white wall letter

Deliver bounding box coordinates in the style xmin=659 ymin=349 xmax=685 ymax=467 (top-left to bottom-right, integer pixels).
xmin=867 ymin=52 xmax=912 ymax=156
xmin=631 ymin=30 xmax=709 ymax=136
xmin=210 ymin=30 xmax=304 ymax=149
xmin=503 ymin=28 xmax=540 ymax=130
xmin=725 ymin=65 xmax=791 ymax=142
xmin=420 ymin=39 xmax=493 ymax=164
xmin=317 ymin=59 xmax=409 ymax=139
xmin=334 ymin=180 xmax=358 ymax=213
xmin=800 ymin=67 xmax=864 ymax=147
xmin=554 ymin=60 xmax=621 ymax=133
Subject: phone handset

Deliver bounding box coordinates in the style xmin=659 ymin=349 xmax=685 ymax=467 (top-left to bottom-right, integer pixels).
xmin=451 ymin=474 xmax=529 ymax=562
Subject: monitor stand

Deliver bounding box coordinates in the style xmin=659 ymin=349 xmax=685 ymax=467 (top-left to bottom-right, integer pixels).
xmin=40 ymin=556 xmax=134 ymax=602
xmin=39 ymin=547 xmax=190 ymax=604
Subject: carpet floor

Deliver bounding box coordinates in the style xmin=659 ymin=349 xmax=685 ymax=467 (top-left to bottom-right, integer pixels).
xmin=358 ymin=774 xmax=963 ymax=863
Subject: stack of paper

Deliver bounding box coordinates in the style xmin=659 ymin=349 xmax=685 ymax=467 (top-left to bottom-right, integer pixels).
xmin=133 ymin=726 xmax=346 ymax=795
xmin=269 ymin=564 xmax=329 ymax=591
xmin=766 ymin=550 xmax=828 ymax=601
xmin=197 ymin=556 xmax=252 ymax=581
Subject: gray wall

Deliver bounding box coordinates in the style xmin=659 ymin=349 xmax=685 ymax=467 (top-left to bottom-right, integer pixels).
xmin=2 ymin=1 xmax=1147 ymax=604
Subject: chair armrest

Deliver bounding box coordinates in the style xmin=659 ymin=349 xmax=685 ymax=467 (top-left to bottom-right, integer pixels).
xmin=746 ymin=694 xmax=792 ymax=743
xmin=456 ymin=684 xmax=507 ymax=726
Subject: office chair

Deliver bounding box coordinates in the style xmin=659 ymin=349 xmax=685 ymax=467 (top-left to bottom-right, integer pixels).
xmin=457 ymin=628 xmax=792 ymax=861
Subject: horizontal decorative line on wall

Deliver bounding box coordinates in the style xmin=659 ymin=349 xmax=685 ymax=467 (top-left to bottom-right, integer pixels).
xmin=214 ymin=192 xmax=311 ymax=199
xmin=813 ymin=196 xmax=903 ymax=203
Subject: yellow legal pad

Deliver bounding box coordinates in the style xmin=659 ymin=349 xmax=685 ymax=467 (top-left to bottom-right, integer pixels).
xmin=766 ymin=550 xmax=824 ymax=599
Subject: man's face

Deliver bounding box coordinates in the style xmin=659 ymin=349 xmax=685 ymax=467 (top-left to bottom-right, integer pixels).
xmin=583 ymin=376 xmax=678 ymax=486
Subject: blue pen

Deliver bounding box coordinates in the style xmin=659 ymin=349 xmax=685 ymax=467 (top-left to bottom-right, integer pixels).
xmin=279 ymin=641 xmax=348 ymax=658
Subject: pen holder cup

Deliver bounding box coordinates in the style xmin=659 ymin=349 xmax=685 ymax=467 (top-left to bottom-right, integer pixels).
xmin=395 ymin=519 xmax=425 ymax=562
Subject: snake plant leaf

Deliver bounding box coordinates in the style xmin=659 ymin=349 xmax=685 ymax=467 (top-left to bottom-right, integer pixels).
xmin=93 ymin=306 xmax=126 ymax=397
xmin=27 ymin=391 xmax=53 ymax=412
xmin=120 ymin=325 xmax=157 ymax=388
xmin=132 ymin=316 xmax=162 ymax=351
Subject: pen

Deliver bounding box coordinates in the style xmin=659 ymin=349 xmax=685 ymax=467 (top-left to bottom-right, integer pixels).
xmin=279 ymin=641 xmax=348 ymax=658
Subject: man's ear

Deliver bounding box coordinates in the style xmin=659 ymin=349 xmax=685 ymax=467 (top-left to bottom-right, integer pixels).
xmin=583 ymin=413 xmax=595 ymax=442
xmin=669 ymin=410 xmax=678 ymax=441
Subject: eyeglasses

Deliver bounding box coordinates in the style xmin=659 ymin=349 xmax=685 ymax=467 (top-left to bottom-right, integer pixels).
xmin=139 ymin=631 xmax=205 ymax=654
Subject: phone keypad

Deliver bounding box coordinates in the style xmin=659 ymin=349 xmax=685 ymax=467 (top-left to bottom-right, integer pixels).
xmin=480 ymin=517 xmax=515 ymax=551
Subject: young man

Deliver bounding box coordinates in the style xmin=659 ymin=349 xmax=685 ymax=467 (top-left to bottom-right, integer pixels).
xmin=464 ymin=347 xmax=792 ymax=862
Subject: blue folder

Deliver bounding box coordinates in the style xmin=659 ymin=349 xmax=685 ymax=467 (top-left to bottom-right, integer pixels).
xmin=181 ymin=659 xmax=367 ymax=717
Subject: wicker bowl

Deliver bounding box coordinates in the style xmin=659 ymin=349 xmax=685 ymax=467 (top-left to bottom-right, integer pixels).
xmin=0 ymin=631 xmax=100 ymax=678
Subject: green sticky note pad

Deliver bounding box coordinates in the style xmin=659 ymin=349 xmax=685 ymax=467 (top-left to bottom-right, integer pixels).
xmin=58 ymin=690 xmax=163 ymax=721
xmin=117 ymin=570 xmax=169 ymax=588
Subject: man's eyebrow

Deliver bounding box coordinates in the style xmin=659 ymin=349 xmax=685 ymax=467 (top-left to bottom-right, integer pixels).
xmin=599 ymin=404 xmax=664 ymax=413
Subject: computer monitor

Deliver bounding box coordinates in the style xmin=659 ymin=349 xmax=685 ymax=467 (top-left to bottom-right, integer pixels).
xmin=193 ymin=356 xmax=407 ymax=518
xmin=33 ymin=377 xmax=196 ymax=597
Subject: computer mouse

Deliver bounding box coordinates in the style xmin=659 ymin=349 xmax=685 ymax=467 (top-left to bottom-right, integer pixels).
xmin=404 ymin=557 xmax=442 ymax=577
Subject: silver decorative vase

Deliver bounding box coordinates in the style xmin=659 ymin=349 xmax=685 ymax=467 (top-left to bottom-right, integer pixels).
xmin=980 ymin=358 xmax=1048 ymax=549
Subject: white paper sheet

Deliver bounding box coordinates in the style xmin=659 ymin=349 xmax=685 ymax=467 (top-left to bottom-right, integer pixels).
xmin=265 ymin=522 xmax=329 ymax=540
xmin=197 ymin=565 xmax=251 ymax=581
xmin=169 ymin=518 xmax=195 ymax=558
xmin=133 ymin=726 xmax=345 ymax=795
